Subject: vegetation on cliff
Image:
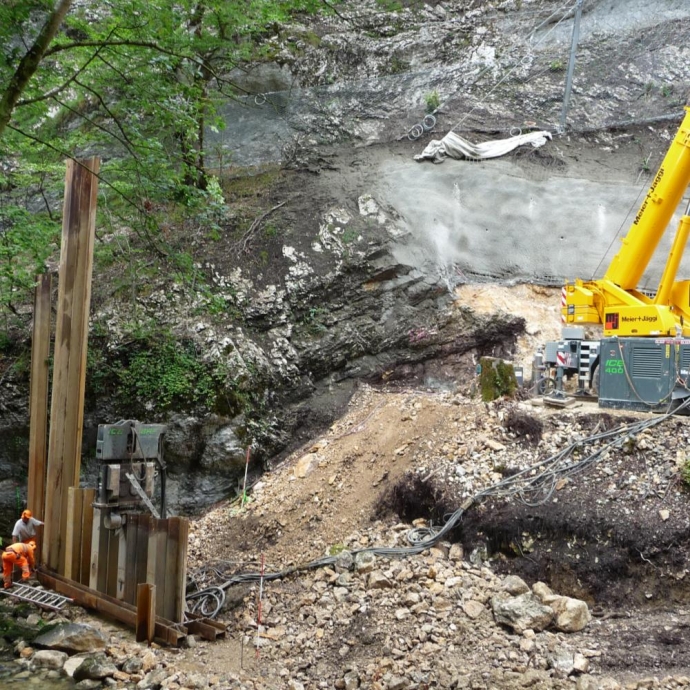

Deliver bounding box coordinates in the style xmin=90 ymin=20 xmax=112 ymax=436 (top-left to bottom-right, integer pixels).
xmin=0 ymin=0 xmax=326 ymax=328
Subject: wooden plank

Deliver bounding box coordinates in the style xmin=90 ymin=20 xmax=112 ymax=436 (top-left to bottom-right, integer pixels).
xmin=185 ymin=618 xmax=226 ymax=641
xmin=96 ymin=512 xmax=109 ymax=594
xmin=105 ymin=523 xmax=119 ymax=598
xmin=79 ymin=489 xmax=95 ymax=586
xmin=145 ymin=519 xmax=160 ymax=587
xmin=37 ymin=570 xmax=185 ymax=646
xmin=116 ymin=520 xmax=128 ymax=601
xmin=43 ymin=157 xmax=100 ymax=574
xmin=136 ymin=583 xmax=156 ymax=644
xmin=134 ymin=515 xmax=150 ymax=596
xmin=163 ymin=518 xmax=180 ymax=622
xmin=173 ymin=518 xmax=189 ymax=624
xmin=154 ymin=518 xmax=168 ymax=618
xmin=124 ymin=514 xmax=139 ymax=605
xmin=64 ymin=487 xmax=83 ymax=581
xmin=88 ymin=508 xmax=102 ymax=591
xmin=27 ymin=272 xmax=52 ymax=537
xmin=185 ymin=612 xmax=228 ymax=632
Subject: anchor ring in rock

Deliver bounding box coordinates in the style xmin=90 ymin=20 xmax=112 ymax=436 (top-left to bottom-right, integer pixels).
xmin=510 ymin=126 xmax=522 ymax=137
xmin=422 ymin=114 xmax=437 ymax=131
xmin=254 ymin=94 xmax=267 ymax=106
xmin=407 ymin=123 xmax=425 ymax=141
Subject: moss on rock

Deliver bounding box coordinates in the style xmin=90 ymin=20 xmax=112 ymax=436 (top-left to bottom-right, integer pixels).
xmin=479 ymin=357 xmax=517 ymax=402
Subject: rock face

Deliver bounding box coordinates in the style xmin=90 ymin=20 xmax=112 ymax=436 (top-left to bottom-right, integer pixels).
xmin=2 ymin=0 xmax=688 ymax=529
xmin=33 ymin=623 xmax=107 ymax=654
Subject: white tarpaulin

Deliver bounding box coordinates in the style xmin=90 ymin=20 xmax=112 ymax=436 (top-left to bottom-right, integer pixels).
xmin=414 ymin=130 xmax=552 ymax=164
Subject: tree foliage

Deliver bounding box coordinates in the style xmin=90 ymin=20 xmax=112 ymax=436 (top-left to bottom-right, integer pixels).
xmin=0 ymin=0 xmax=326 ymax=324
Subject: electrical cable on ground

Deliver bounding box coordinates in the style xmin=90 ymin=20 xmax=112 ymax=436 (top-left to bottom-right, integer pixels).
xmin=186 ymin=396 xmax=690 ymax=619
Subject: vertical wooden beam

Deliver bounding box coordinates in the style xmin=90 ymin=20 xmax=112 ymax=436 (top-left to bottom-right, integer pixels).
xmin=124 ymin=514 xmax=139 ymax=605
xmin=79 ymin=488 xmax=95 ymax=586
xmin=154 ymin=519 xmax=168 ymax=619
xmin=145 ymin=519 xmax=160 ymax=587
xmin=174 ymin=518 xmax=189 ymax=624
xmin=43 ymin=157 xmax=100 ymax=574
xmin=89 ymin=507 xmax=104 ymax=591
xmin=64 ymin=487 xmax=84 ymax=581
xmin=105 ymin=525 xmax=119 ymax=598
xmin=163 ymin=518 xmax=180 ymax=622
xmin=134 ymin=516 xmax=150 ymax=599
xmin=27 ymin=273 xmax=52 ymax=536
xmin=116 ymin=520 xmax=128 ymax=601
xmin=136 ymin=583 xmax=156 ymax=644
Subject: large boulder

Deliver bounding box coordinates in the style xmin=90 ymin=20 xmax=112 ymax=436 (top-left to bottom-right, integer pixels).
xmin=34 ymin=623 xmax=107 ymax=654
xmin=491 ymin=593 xmax=554 ymax=633
xmin=551 ymin=596 xmax=592 ymax=633
xmin=532 ymin=582 xmax=591 ymax=632
xmin=73 ymin=653 xmax=118 ymax=681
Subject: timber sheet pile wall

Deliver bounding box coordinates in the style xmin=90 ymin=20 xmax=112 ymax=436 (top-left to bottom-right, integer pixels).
xmin=65 ymin=488 xmax=189 ymax=623
xmin=28 ymin=159 xmax=191 ymax=634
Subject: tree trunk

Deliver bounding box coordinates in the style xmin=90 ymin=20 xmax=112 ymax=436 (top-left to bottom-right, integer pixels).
xmin=0 ymin=0 xmax=74 ymax=138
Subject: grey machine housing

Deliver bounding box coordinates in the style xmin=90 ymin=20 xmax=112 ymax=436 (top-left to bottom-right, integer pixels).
xmin=597 ymin=336 xmax=690 ymax=412
xmin=543 ymin=327 xmax=600 ymax=395
xmin=95 ymin=420 xmax=167 ymax=524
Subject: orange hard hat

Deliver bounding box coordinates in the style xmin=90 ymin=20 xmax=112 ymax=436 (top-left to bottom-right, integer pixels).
xmin=21 ymin=510 xmax=32 ymax=519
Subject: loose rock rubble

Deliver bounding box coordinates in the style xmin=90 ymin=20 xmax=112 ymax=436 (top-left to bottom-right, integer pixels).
xmin=182 ymin=382 xmax=690 ymax=689
xmin=4 ymin=382 xmax=690 ymax=688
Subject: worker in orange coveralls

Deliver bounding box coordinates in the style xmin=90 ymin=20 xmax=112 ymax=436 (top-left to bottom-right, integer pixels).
xmin=2 ymin=541 xmax=36 ymax=589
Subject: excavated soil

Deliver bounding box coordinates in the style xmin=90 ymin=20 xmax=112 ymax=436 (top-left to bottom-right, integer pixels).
xmin=185 ymin=283 xmax=690 ymax=686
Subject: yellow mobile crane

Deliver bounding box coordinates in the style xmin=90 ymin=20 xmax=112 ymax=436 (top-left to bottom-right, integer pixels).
xmin=560 ymin=107 xmax=690 ymax=411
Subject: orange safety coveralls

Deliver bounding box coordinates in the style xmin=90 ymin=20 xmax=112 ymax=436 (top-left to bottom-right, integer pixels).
xmin=2 ymin=542 xmax=35 ymax=589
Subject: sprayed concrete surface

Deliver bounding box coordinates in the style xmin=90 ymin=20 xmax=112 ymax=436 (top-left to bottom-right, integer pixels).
xmin=372 ymin=153 xmax=690 ymax=289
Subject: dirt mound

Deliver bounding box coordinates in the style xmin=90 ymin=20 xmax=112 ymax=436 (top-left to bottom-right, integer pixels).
xmin=185 ymin=379 xmax=690 ymax=687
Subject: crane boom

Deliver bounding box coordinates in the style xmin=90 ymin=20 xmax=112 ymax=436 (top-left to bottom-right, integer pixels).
xmin=562 ymin=107 xmax=690 ymax=337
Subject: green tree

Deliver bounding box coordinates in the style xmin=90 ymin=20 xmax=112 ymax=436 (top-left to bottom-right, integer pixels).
xmin=0 ymin=0 xmax=328 ymax=321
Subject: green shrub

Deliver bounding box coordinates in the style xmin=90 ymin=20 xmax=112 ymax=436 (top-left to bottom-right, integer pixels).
xmin=118 ymin=337 xmax=216 ymax=410
xmin=424 ymin=90 xmax=440 ymax=113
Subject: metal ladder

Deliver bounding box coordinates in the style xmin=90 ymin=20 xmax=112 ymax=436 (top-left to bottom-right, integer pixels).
xmin=0 ymin=584 xmax=72 ymax=611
